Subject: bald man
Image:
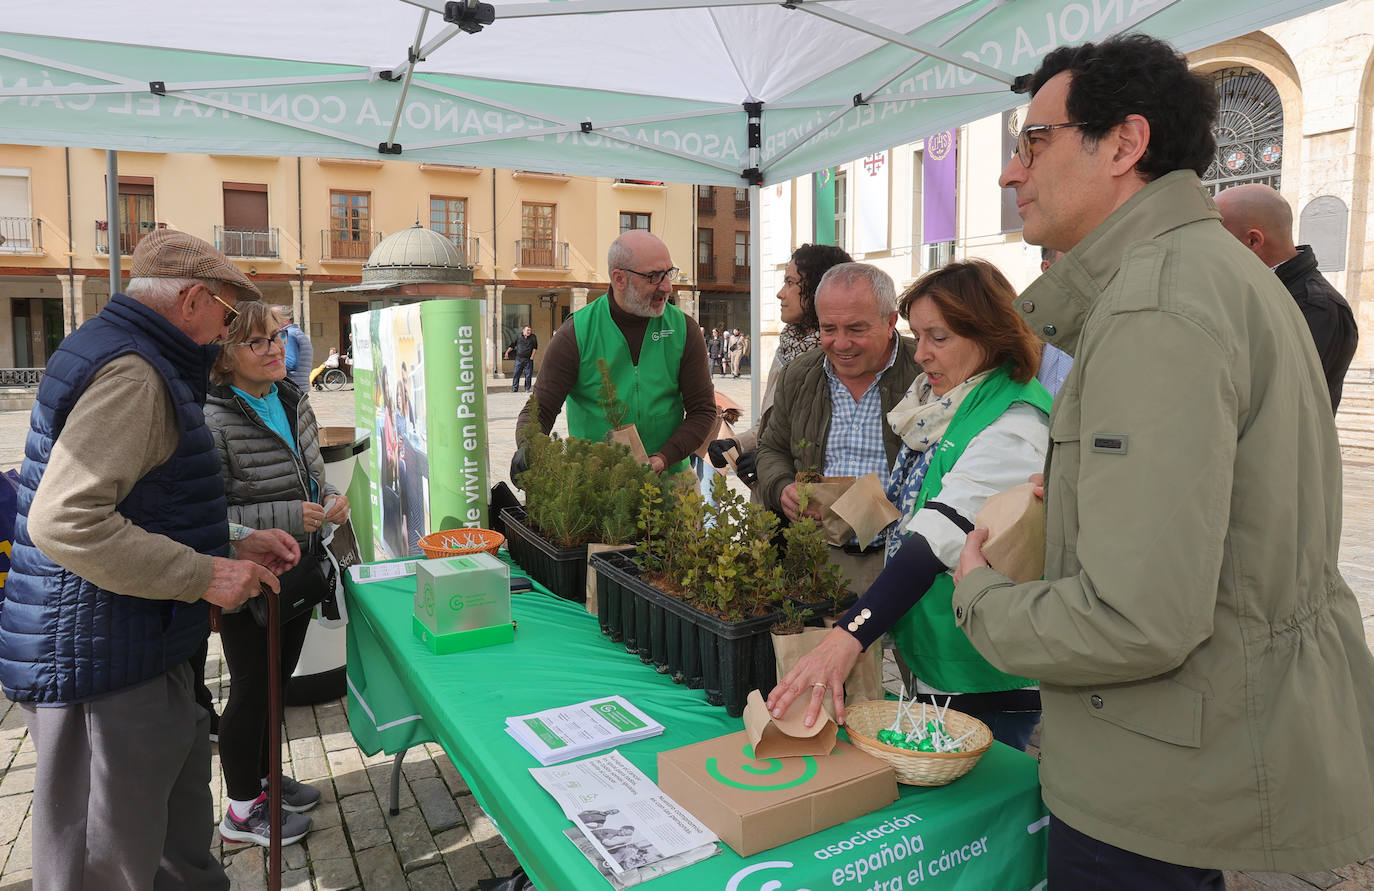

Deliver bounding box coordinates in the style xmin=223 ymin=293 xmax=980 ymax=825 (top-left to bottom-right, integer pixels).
xmin=1216 ymin=184 xmax=1358 ymax=412
xmin=514 ymin=230 xmax=715 ymax=475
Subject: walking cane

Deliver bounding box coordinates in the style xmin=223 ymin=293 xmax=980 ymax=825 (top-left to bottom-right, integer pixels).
xmin=263 ymin=583 xmax=283 ymax=891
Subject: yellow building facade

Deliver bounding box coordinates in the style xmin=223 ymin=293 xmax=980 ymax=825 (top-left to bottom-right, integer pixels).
xmin=0 ymin=148 xmax=697 ymax=374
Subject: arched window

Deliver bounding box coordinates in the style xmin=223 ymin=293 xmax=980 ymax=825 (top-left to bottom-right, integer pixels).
xmin=1203 ymin=67 xmax=1284 ymax=195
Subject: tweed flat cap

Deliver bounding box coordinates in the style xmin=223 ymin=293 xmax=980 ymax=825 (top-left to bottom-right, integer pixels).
xmin=129 ymin=229 xmax=262 ymax=299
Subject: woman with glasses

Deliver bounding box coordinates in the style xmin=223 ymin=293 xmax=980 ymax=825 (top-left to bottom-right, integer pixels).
xmin=707 ymin=243 xmax=851 ymax=489
xmin=203 ymin=301 xmax=350 ymax=848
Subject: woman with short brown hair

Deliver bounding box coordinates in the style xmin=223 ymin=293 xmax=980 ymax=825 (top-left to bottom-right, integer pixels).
xmin=769 ymin=259 xmax=1052 ymax=750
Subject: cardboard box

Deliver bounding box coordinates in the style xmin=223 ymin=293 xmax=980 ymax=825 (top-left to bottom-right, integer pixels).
xmin=413 ymin=553 xmax=512 ymax=653
xmin=657 ymin=731 xmax=897 ymax=856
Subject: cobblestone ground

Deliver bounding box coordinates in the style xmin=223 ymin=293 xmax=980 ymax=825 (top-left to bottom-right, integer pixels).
xmin=0 ymin=377 xmax=1371 ymax=889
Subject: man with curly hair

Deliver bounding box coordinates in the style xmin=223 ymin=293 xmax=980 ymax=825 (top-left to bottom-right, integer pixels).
xmin=953 ymin=34 xmax=1374 ymax=886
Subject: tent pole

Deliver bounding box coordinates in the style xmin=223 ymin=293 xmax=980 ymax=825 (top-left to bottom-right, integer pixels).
xmin=743 ymin=99 xmax=763 ymax=424
xmin=106 ymin=151 xmax=120 ymax=296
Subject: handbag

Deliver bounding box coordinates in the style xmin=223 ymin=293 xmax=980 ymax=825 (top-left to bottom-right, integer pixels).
xmin=248 ymin=533 xmax=334 ymax=627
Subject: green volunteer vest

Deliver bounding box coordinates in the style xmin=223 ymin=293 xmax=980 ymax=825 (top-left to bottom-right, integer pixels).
xmin=891 ymin=366 xmax=1052 ymax=693
xmin=568 ymin=295 xmax=690 ymax=474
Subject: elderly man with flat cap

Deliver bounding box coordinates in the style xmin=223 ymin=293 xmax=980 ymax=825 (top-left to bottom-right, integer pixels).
xmin=1 ymin=230 xmax=300 ymax=890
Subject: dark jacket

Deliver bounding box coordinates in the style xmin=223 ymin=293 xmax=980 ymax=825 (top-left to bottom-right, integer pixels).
xmin=203 ymin=378 xmax=337 ymax=546
xmin=1 ymin=294 xmax=226 ymax=703
xmin=1275 ymin=245 xmax=1358 ymax=412
xmin=756 ymin=336 xmax=920 ymax=515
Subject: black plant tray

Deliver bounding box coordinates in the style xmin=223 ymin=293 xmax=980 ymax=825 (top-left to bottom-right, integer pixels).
xmin=499 ymin=506 xmax=588 ymax=603
xmin=589 ymin=550 xmax=781 ymax=718
xmin=788 ymin=590 xmax=859 ymax=625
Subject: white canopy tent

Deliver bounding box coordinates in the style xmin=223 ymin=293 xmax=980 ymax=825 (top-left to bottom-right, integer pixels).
xmin=0 ymin=0 xmax=1340 ymax=415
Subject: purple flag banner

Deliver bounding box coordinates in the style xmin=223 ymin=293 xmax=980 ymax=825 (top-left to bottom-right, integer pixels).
xmin=922 ymin=129 xmax=958 ymax=244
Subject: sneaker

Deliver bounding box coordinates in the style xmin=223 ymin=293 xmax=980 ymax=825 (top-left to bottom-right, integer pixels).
xmin=219 ymin=795 xmax=312 ymax=847
xmin=262 ymin=775 xmax=321 ymax=813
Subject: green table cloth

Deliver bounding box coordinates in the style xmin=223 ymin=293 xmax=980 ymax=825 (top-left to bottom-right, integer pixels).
xmin=345 ymin=555 xmax=1048 ymax=890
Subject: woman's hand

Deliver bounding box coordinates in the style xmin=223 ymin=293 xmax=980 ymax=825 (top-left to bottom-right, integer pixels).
xmin=765 ymin=626 xmax=862 ymax=727
xmin=1030 ymin=472 xmax=1045 ymax=500
xmin=301 ymin=500 xmax=326 ymax=534
xmin=323 ymin=494 xmax=350 ymax=525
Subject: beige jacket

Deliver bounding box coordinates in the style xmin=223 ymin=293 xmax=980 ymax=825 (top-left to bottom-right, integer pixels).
xmin=953 ymin=171 xmax=1374 ymax=872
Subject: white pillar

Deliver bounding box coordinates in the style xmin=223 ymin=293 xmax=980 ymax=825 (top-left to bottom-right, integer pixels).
xmin=56 ymin=274 xmax=87 ymax=334
xmin=571 ymin=286 xmax=590 ymax=313
xmin=679 ymin=288 xmax=699 ymax=322
xmin=491 ymin=283 xmax=505 ymax=379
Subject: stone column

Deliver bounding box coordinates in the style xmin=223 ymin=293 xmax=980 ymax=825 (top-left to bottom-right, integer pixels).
xmin=55 ymin=274 xmax=87 ymax=334
xmin=491 ymin=282 xmax=505 ymax=379
xmin=289 ymin=279 xmax=314 ymax=330
xmin=571 ymin=286 xmax=590 ymax=313
xmin=679 ymin=288 xmax=699 ymax=322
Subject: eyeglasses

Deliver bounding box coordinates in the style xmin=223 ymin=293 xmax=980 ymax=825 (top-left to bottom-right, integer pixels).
xmin=1013 ymin=121 xmax=1088 ymax=168
xmin=617 ymin=266 xmax=679 ymax=286
xmin=236 ymin=328 xmax=289 ymax=356
xmin=207 ymin=289 xmax=239 ymax=327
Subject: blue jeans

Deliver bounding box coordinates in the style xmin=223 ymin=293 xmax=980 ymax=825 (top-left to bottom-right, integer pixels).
xmin=511 ymin=357 xmax=534 ymax=390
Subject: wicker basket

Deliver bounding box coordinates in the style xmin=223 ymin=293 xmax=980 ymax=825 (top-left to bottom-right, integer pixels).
xmin=417 ymin=528 xmax=506 ymax=559
xmin=843 ymin=699 xmax=993 ymax=786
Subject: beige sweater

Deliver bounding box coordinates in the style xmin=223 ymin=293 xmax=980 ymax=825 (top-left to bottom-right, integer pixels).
xmin=27 ymin=354 xmax=215 ymax=604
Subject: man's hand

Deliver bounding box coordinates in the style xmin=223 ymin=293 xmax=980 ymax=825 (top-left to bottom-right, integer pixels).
xmin=952 ymin=528 xmax=991 ymax=585
xmin=648 ymin=454 xmax=667 ymax=474
xmin=707 ymin=438 xmax=738 ymax=469
xmin=231 ymin=529 xmax=300 ymax=575
xmin=202 ymin=557 xmax=279 ymax=610
xmin=780 ymin=482 xmax=823 ymax=524
xmin=510 ymin=445 xmax=530 ymax=487
xmin=765 ymin=626 xmax=863 ymax=726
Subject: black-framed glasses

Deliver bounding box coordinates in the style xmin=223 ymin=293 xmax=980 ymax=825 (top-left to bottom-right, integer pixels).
xmin=207 ymin=289 xmax=239 ymax=326
xmin=236 ymin=328 xmax=289 ymax=356
xmin=617 ymin=266 xmax=679 ymax=286
xmin=1013 ymin=121 xmax=1088 ymax=167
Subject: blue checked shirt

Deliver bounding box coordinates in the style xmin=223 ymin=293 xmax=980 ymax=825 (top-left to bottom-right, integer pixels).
xmin=1037 ymin=344 xmax=1074 ymax=397
xmin=822 ymin=339 xmax=900 ymax=480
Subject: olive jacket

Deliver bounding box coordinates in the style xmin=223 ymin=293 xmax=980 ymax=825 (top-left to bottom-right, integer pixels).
xmin=952 ymin=171 xmax=1374 ymax=872
xmin=755 ymin=336 xmax=919 ymax=516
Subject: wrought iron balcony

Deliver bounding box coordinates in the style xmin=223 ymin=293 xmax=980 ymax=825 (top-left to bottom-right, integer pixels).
xmin=216 ymin=226 xmax=279 ymax=258
xmin=733 ymin=263 xmax=750 ymax=283
xmin=697 ymin=189 xmax=716 ymax=215
xmin=0 ymin=367 xmax=43 ymax=387
xmin=697 ymin=258 xmax=714 ymax=283
xmin=0 ymin=217 xmax=42 ymax=254
xmin=95 ymin=220 xmax=161 ymax=255
xmin=515 ymin=239 xmax=570 ymax=270
xmin=322 ymin=228 xmax=381 ymax=261
xmin=439 ymin=233 xmax=482 ymax=266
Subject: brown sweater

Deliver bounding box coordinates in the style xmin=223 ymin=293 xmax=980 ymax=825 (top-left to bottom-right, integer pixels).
xmin=27 ymin=354 xmax=215 ymax=603
xmin=516 ymin=293 xmax=715 ymax=466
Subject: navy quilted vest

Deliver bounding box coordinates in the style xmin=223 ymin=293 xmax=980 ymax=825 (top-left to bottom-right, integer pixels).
xmin=0 ymin=294 xmax=228 ymax=703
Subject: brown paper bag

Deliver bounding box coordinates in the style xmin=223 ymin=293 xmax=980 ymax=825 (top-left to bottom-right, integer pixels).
xmin=801 ymin=476 xmax=856 ymax=547
xmin=743 ymin=690 xmax=837 ymax=759
xmin=609 ymin=424 xmax=650 ymax=465
xmin=585 ymin=542 xmax=620 ymax=615
xmin=974 ymin=482 xmax=1045 ymax=584
xmin=771 ymin=627 xmax=885 ymax=707
xmin=830 ymin=473 xmax=901 ymax=548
